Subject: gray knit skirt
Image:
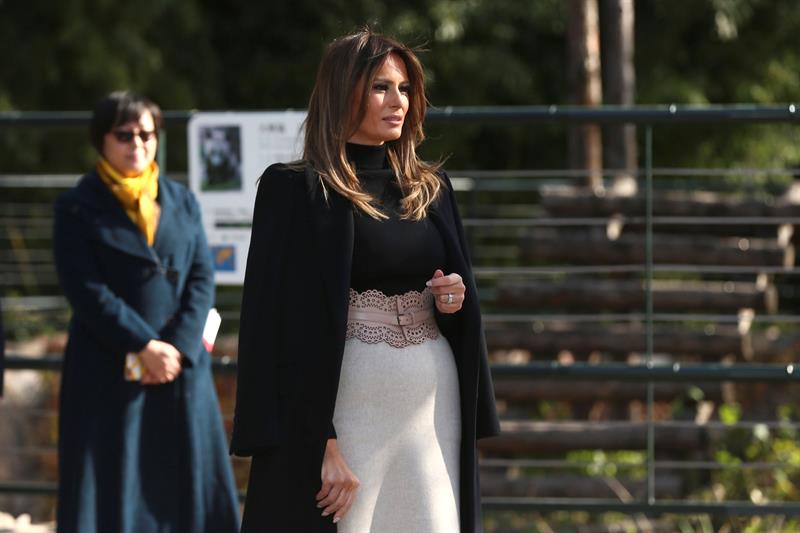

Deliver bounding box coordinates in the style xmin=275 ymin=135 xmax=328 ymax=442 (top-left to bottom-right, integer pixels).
xmin=333 ymin=289 xmax=461 ymax=533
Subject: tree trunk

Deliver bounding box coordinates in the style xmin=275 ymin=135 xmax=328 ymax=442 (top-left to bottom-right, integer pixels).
xmin=602 ymin=0 xmax=638 ymax=196
xmin=568 ymin=0 xmax=604 ymax=193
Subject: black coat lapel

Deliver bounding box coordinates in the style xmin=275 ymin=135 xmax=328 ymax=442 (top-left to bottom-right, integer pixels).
xmin=304 ymin=166 xmax=354 ymax=336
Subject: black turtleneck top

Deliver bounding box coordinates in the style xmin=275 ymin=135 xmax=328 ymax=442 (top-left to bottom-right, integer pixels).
xmin=347 ymin=143 xmax=447 ymax=296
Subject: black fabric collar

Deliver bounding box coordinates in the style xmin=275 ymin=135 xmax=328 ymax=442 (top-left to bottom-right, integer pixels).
xmin=346 ymin=142 xmax=387 ymax=170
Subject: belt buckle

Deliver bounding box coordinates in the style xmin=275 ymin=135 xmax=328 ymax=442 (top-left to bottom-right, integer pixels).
xmin=396 ymin=312 xmax=413 ymax=326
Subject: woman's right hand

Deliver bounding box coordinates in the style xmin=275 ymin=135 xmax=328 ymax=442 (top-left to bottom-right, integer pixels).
xmin=138 ymin=339 xmax=182 ymax=384
xmin=316 ymin=438 xmax=359 ymax=524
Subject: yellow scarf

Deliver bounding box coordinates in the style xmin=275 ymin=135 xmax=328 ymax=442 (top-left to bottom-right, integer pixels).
xmin=96 ymin=157 xmax=161 ymax=246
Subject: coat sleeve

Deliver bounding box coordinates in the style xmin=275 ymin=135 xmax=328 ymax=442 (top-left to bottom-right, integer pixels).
xmin=440 ymin=172 xmax=501 ymax=439
xmin=230 ymin=165 xmax=297 ymax=456
xmin=53 ymin=194 xmax=160 ymax=354
xmin=159 ymin=192 xmax=215 ymax=366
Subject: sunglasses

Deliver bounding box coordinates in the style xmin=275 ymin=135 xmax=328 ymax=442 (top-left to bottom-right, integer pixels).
xmin=111 ymin=129 xmax=157 ymax=143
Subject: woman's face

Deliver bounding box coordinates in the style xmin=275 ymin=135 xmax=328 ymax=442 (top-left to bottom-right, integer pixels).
xmin=102 ymin=111 xmax=158 ymax=176
xmin=349 ymin=53 xmax=410 ymax=146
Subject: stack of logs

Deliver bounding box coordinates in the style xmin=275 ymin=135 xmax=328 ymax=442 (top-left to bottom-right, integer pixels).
xmin=473 ymin=184 xmax=800 ymax=503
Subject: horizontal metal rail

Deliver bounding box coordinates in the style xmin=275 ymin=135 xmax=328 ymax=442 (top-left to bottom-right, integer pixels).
xmin=482 ymin=498 xmax=800 ymax=516
xmin=473 ymin=265 xmax=800 ymax=275
xmin=452 ymin=167 xmax=800 ymax=178
xmin=480 ymin=458 xmax=797 ymax=471
xmin=2 ymin=483 xmax=799 ymax=516
xmin=1 ymin=480 xmax=797 ymax=516
xmin=7 ymin=355 xmax=800 ymax=382
xmin=463 ymin=217 xmax=800 ymax=226
xmin=0 ymin=481 xmax=55 ymax=495
xmin=483 ymin=312 xmax=800 ymax=323
xmin=8 ymin=215 xmax=800 ymax=228
xmin=0 ymin=480 xmax=247 ymax=502
xmin=491 ymin=362 xmax=800 ymax=382
xmin=7 ymin=310 xmax=800 ymax=325
xmin=1 ymin=104 xmax=798 ymax=127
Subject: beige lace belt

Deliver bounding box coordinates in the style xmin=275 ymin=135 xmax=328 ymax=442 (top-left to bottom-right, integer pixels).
xmin=346 ymin=288 xmax=439 ymax=348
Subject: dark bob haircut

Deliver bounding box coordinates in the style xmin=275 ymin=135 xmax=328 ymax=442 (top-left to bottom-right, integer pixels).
xmin=89 ymin=91 xmax=162 ymax=153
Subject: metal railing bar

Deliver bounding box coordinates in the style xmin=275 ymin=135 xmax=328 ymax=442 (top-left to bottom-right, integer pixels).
xmin=0 ymin=280 xmax=60 ymax=286
xmin=426 ymin=104 xmax=800 ymax=124
xmin=0 ymin=251 xmax=53 ymax=261
xmin=7 ymin=356 xmax=800 ymax=382
xmin=0 ymin=264 xmax=55 ymax=272
xmin=483 ymin=313 xmax=800 ymax=323
xmin=497 ymin=420 xmax=800 ymax=431
xmin=14 ymin=304 xmax=800 ymax=324
xmin=8 ymin=216 xmax=800 ymax=228
xmin=480 ymin=459 xmax=796 ymax=471
xmin=481 ymin=498 xmax=800 ymax=515
xmin=2 ymin=104 xmax=798 ymax=127
xmin=0 ymin=110 xmax=190 ymax=126
xmin=2 ymin=167 xmax=796 ymax=182
xmin=0 ymin=296 xmax=65 ymax=310
xmin=0 ymin=482 xmax=798 ymax=516
xmin=473 ymin=265 xmax=800 ymax=275
xmin=490 ymin=362 xmax=800 ymax=382
xmin=0 ymin=175 xmax=80 ymax=188
xmin=464 ymin=217 xmax=800 ymax=226
xmin=0 ymin=453 xmax=790 ymax=473
xmin=0 ymin=230 xmax=53 ymax=239
xmin=0 ymin=217 xmax=52 ymax=224
xmin=451 ymin=167 xmax=800 ymax=179
xmin=3 ymin=168 xmax=797 ymax=189
xmin=649 ymin=420 xmax=800 ymax=430
xmin=0 ymin=481 xmax=56 ymax=495
xmin=646 ymin=167 xmax=800 ymax=177
xmin=654 ymin=461 xmax=793 ymax=470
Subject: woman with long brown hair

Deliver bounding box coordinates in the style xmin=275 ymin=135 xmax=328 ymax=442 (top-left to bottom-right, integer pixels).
xmin=232 ymin=29 xmax=499 ymax=532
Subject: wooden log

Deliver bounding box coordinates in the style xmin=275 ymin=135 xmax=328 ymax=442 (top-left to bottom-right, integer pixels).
xmin=540 ymin=186 xmax=800 ymax=218
xmin=566 ymin=522 xmax=675 ymax=533
xmin=494 ymin=278 xmax=776 ymax=313
xmin=520 ymin=228 xmax=793 ymax=267
xmin=485 ymin=324 xmax=797 ymax=359
xmin=466 ymin=216 xmax=787 ymax=241
xmin=481 ymin=421 xmax=704 ymax=454
xmin=480 ymin=471 xmax=682 ymax=499
xmin=493 ymin=380 xmax=722 ymax=403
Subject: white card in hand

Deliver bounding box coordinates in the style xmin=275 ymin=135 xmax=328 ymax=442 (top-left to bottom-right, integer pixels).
xmin=203 ymin=308 xmax=222 ymax=352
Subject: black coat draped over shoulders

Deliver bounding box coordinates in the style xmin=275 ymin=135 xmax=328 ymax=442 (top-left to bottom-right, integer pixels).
xmin=232 ymin=162 xmax=500 ymax=533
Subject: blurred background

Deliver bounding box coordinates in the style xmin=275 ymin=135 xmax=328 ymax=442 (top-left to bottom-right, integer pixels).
xmin=2 ymin=0 xmax=800 ymax=531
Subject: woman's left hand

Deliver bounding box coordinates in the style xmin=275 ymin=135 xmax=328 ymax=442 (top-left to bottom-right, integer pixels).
xmin=427 ymin=269 xmax=465 ymax=314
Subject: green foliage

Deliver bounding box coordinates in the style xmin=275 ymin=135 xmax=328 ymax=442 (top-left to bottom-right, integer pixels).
xmin=2 ymin=0 xmax=798 ymax=173
xmin=567 ymin=449 xmax=647 ymax=478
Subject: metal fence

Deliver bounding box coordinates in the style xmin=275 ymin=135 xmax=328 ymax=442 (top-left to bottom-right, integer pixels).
xmin=2 ymin=104 xmax=800 ymax=524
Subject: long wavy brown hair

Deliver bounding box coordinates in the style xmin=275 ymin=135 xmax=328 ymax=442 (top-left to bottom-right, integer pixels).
xmin=302 ymin=29 xmax=442 ymax=220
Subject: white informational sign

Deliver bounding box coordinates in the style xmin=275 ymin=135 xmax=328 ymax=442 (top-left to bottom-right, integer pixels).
xmin=187 ymin=111 xmax=306 ymax=284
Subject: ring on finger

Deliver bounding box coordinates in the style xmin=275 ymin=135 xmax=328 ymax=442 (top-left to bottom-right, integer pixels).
xmin=447 ymin=293 xmax=454 ymax=305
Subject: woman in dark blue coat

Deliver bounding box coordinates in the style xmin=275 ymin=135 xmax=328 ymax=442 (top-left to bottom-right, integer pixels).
xmin=53 ymin=91 xmax=240 ymax=533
